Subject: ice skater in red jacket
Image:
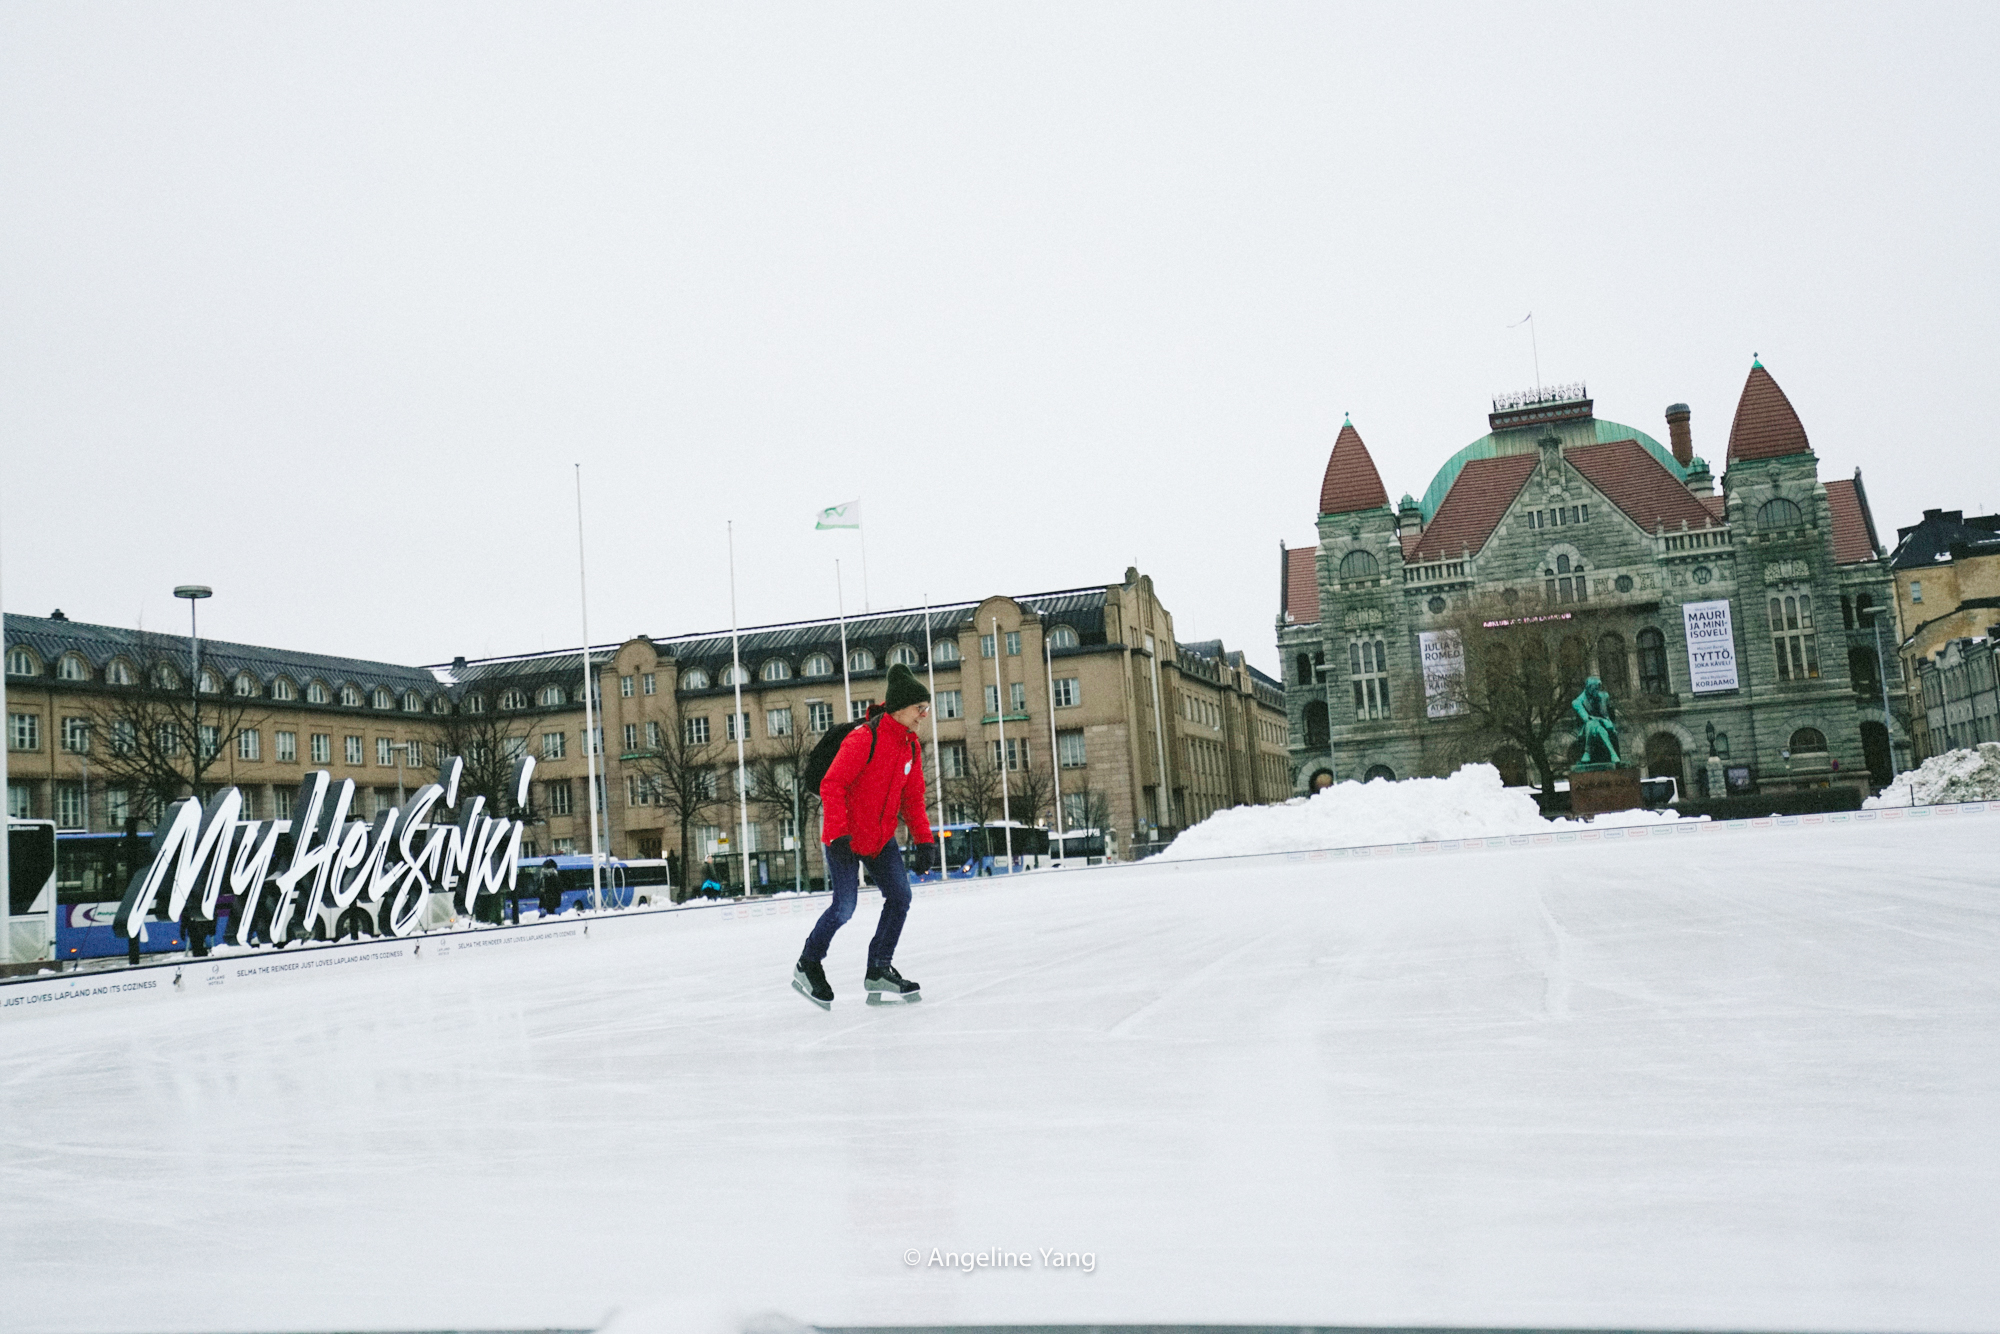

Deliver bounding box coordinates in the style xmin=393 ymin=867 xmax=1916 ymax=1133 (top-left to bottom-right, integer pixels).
xmin=793 ymin=663 xmax=937 ymax=1008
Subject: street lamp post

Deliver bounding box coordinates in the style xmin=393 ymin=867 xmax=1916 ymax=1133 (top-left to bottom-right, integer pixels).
xmin=174 ymin=586 xmax=212 ymax=791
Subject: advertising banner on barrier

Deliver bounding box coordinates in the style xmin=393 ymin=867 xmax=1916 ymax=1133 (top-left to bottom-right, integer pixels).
xmin=1682 ymin=599 xmax=1739 ymax=693
xmin=1418 ymin=630 xmax=1465 ymax=717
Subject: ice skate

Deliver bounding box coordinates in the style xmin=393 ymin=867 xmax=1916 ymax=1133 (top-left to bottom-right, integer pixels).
xmin=793 ymin=959 xmax=833 ymax=1010
xmin=864 ymin=963 xmax=921 ymax=1005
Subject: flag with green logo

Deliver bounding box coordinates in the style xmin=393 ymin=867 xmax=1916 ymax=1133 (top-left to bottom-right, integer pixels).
xmin=815 ymin=500 xmax=861 ymax=530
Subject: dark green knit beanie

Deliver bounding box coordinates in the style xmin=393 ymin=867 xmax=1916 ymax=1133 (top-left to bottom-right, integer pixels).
xmin=884 ymin=662 xmax=930 ymax=712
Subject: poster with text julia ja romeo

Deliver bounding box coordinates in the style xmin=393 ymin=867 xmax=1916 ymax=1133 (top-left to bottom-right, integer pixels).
xmin=1682 ymin=599 xmax=1739 ymax=693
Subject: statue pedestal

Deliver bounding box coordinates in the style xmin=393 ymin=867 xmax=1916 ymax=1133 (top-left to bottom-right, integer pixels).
xmin=1569 ymin=764 xmax=1643 ymax=817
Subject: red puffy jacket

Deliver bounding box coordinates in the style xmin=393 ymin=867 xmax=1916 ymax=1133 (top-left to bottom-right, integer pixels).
xmin=819 ymin=711 xmax=934 ymax=856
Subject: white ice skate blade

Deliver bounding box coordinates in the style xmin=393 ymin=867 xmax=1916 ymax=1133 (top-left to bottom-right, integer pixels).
xmin=865 ymin=991 xmax=922 ymax=1005
xmin=791 ymin=977 xmax=831 ymax=1011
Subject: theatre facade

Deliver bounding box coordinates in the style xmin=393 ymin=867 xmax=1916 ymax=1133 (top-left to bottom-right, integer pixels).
xmin=1277 ymin=361 xmax=1901 ymax=799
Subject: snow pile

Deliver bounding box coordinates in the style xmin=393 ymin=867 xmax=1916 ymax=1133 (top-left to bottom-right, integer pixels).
xmin=1864 ymin=742 xmax=2000 ymax=808
xmin=1159 ymin=763 xmax=1688 ymax=861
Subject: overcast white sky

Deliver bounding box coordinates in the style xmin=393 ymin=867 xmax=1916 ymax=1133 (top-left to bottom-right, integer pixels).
xmin=4 ymin=3 xmax=1995 ymax=675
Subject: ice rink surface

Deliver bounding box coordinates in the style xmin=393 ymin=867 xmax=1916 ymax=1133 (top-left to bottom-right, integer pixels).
xmin=4 ymin=817 xmax=1998 ymax=1334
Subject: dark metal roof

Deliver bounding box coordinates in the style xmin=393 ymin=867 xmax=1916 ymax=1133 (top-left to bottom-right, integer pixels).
xmin=430 ymin=588 xmax=1115 ymax=681
xmin=1889 ymin=509 xmax=2000 ymax=571
xmin=4 ymin=613 xmax=441 ymax=695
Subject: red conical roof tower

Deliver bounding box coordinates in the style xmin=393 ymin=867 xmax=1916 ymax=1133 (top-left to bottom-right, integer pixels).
xmin=1726 ymin=360 xmax=1812 ymax=463
xmin=1318 ymin=417 xmax=1390 ymax=515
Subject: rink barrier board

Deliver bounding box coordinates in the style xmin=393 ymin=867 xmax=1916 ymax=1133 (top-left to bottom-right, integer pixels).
xmin=4 ymin=799 xmax=1992 ymax=1021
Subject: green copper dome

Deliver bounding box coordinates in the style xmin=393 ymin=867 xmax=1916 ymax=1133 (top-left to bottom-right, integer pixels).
xmin=1416 ymin=418 xmax=1687 ymax=522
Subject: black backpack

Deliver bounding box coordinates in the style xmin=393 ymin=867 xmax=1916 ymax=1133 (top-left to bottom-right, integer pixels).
xmin=801 ymin=710 xmax=883 ymax=798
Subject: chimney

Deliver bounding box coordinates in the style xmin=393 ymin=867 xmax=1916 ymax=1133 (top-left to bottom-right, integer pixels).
xmin=1666 ymin=403 xmax=1693 ymax=466
xmin=451 ymin=655 xmax=467 ymax=672
xmin=1397 ymin=494 xmax=1423 ymax=537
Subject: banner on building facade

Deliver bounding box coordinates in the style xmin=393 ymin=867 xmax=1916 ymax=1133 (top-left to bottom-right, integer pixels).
xmin=1418 ymin=630 xmax=1465 ymax=718
xmin=1682 ymin=599 xmax=1739 ymax=693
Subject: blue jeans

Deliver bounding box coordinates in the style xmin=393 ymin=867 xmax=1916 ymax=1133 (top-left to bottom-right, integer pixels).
xmin=802 ymin=839 xmax=911 ymax=970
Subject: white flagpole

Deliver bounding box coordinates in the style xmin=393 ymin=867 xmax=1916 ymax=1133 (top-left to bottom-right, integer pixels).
xmin=836 ymin=560 xmax=852 ymax=716
xmin=923 ymin=595 xmax=944 ymax=850
xmin=575 ymin=465 xmax=604 ymax=910
xmin=1045 ymin=626 xmax=1064 ymax=843
xmin=728 ymin=522 xmax=753 ymax=898
xmin=859 ymin=521 xmax=871 ymax=612
xmin=992 ymin=615 xmax=1013 ymax=868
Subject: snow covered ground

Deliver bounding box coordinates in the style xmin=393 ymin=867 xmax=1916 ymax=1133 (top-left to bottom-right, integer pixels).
xmin=1160 ymin=763 xmax=1687 ymax=860
xmin=1866 ymin=742 xmax=2000 ymax=808
xmin=5 ymin=814 xmax=1999 ymax=1334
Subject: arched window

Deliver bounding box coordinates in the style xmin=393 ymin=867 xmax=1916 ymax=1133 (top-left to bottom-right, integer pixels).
xmin=848 ymin=648 xmax=876 ymax=672
xmin=932 ymin=640 xmax=961 ymax=664
xmin=1556 ymin=554 xmax=1572 ymax=574
xmin=306 ymin=680 xmax=329 ymax=704
xmin=4 ymin=647 xmax=36 ymax=676
xmin=1758 ymin=497 xmax=1805 ymax=530
xmin=540 ymin=684 xmax=565 ymax=706
xmin=403 ymin=691 xmax=423 ymax=712
xmin=1596 ymin=633 xmax=1629 ymax=692
xmin=1789 ymin=727 xmax=1827 ymax=753
xmin=720 ymin=665 xmax=748 ymax=686
xmin=499 ymin=688 xmax=530 ymax=711
xmin=270 ymin=675 xmax=295 ymax=700
xmin=1049 ymin=625 xmax=1079 ymax=650
xmin=1303 ymin=700 xmax=1329 ymax=749
xmin=198 ymin=669 xmax=220 ymax=694
xmin=680 ymin=668 xmax=711 ymax=690
xmin=106 ymin=659 xmax=135 ymax=687
xmin=1339 ymin=549 xmax=1379 ymax=580
xmin=372 ymin=686 xmax=394 ymax=710
xmin=1637 ymin=628 xmax=1670 ymax=694
xmin=760 ymin=659 xmax=792 ymax=682
xmin=801 ymin=654 xmax=834 ymax=677
xmin=463 ymin=693 xmax=486 ymax=715
xmin=1645 ymin=733 xmax=1685 ymax=787
xmin=1849 ymin=646 xmax=1880 ymax=696
xmin=233 ymin=672 xmax=259 ymax=697
xmin=1364 ymin=764 xmax=1396 ymax=782
xmin=433 ymin=696 xmax=451 ymax=714
xmin=888 ymin=645 xmax=919 ymax=667
xmin=339 ymin=684 xmax=361 ymax=707
xmin=58 ymin=654 xmax=90 ymax=682
xmin=1558 ymin=635 xmax=1590 ymax=689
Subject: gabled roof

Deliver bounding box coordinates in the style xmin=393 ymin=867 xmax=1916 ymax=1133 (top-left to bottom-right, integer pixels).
xmin=1824 ymin=477 xmax=1882 ymax=566
xmin=1727 ymin=362 xmax=1812 ymax=462
xmin=1410 ymin=453 xmax=1539 ymax=563
xmin=1283 ymin=546 xmax=1319 ymax=625
xmin=1318 ymin=421 xmax=1390 ymax=515
xmin=1566 ymin=438 xmax=1720 ymax=535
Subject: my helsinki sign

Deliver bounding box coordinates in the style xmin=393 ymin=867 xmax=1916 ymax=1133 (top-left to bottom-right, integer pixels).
xmin=114 ymin=755 xmax=537 ymax=947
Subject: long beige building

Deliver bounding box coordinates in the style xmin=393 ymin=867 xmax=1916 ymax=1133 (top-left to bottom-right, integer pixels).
xmin=5 ymin=570 xmax=1290 ymax=891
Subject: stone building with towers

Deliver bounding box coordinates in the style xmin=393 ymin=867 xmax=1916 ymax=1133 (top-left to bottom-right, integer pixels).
xmin=1277 ymin=361 xmax=1901 ymax=800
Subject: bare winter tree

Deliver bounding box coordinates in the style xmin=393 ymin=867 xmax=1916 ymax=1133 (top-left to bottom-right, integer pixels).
xmin=429 ymin=703 xmax=536 ymax=817
xmin=747 ymin=723 xmax=820 ymax=887
xmin=943 ymin=744 xmax=1004 ymax=828
xmin=1005 ymin=756 xmax=1054 ymax=830
xmin=1431 ymin=593 xmax=1660 ymax=792
xmin=79 ymin=632 xmax=268 ymax=826
xmin=623 ymin=720 xmax=724 ymax=901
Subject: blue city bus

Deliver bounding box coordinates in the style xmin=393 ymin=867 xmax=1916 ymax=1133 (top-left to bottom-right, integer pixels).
xmin=934 ymin=823 xmax=1050 ymax=878
xmin=53 ymin=831 xmax=190 ymax=961
xmin=507 ymin=855 xmax=645 ymax=917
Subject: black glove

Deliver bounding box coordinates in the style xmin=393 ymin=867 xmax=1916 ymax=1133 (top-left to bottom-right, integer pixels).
xmin=909 ymin=842 xmax=936 ymax=875
xmin=827 ymin=835 xmax=853 ymax=859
